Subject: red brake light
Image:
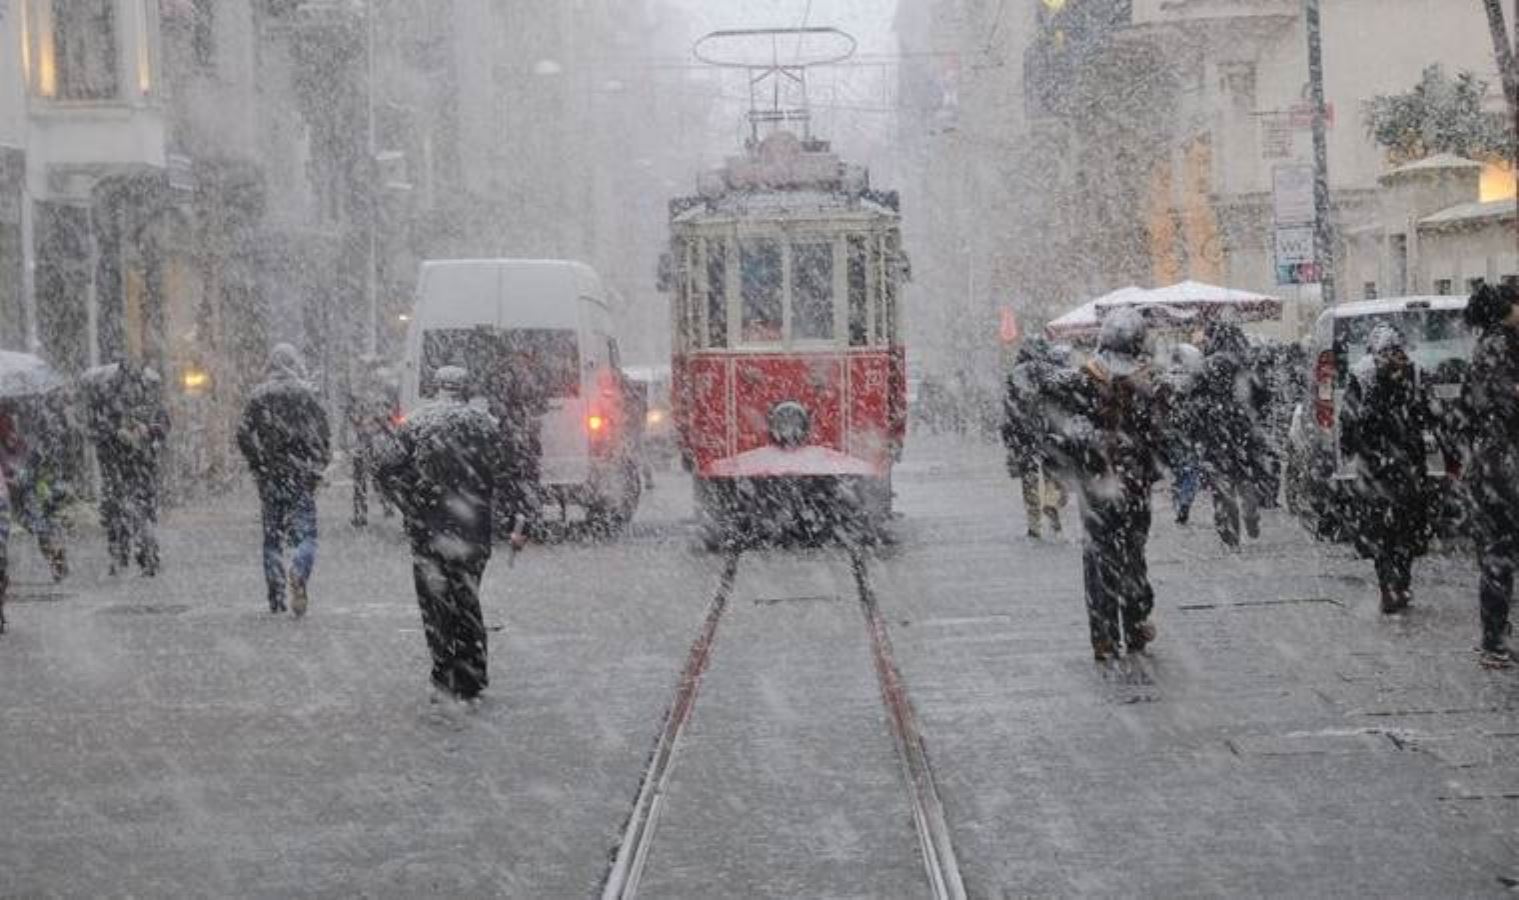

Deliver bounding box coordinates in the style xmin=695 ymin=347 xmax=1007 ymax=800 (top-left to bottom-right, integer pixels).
xmin=1313 ymin=350 xmax=1335 ymax=428
xmin=587 ymin=414 xmax=606 ymax=433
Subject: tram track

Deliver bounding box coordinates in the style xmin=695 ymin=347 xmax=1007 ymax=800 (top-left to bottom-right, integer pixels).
xmin=599 ymin=546 xmax=965 ymax=900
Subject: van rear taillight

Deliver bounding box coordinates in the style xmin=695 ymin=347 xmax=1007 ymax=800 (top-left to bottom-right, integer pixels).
xmin=1313 ymin=350 xmax=1335 ymax=428
xmin=587 ymin=414 xmax=606 ymax=434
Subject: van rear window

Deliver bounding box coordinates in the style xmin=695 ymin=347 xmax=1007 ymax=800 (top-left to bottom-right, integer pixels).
xmin=421 ymin=328 xmax=581 ymax=401
xmin=1332 ymin=309 xmax=1473 ymax=384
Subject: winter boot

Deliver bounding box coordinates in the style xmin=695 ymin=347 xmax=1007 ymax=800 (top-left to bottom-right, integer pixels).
xmin=1045 ymin=510 xmax=1062 ymax=536
xmin=1380 ymin=584 xmax=1409 ymax=615
xmin=289 ymin=572 xmax=309 ymax=618
xmin=1126 ymin=620 xmax=1157 ymax=654
xmin=47 ymin=548 xmax=68 ymax=583
xmin=1479 ymin=642 xmax=1514 ymax=670
xmin=1091 ymin=638 xmax=1117 ymax=662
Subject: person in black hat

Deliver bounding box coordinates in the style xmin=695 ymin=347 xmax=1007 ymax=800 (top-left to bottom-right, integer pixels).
xmin=1461 ymin=284 xmax=1519 ymax=666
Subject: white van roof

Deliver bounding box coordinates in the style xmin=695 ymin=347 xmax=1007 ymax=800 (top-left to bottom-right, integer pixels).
xmin=1324 ymin=295 xmax=1468 ymax=319
xmin=415 ymin=259 xmax=607 ymax=330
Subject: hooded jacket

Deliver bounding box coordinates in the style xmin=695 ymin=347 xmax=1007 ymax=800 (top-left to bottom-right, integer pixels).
xmin=236 ymin=345 xmax=331 ymax=496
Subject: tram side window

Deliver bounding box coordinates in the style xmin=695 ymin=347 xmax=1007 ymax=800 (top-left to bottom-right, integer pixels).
xmin=704 ymin=239 xmax=728 ymax=348
xmin=740 ymin=238 xmax=784 ymax=343
xmin=847 ymin=236 xmax=869 ymax=346
xmin=791 ymin=241 xmax=835 ymax=341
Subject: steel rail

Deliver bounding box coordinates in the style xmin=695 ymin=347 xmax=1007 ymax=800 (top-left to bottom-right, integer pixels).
xmin=600 ymin=550 xmax=740 ymax=900
xmin=851 ymin=550 xmax=968 ymax=900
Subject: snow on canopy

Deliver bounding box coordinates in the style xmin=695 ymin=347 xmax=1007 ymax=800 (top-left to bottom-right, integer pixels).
xmin=1044 ymin=286 xmax=1148 ymax=342
xmin=0 ymin=351 xmax=69 ymax=400
xmin=1047 ymin=281 xmax=1282 ymax=343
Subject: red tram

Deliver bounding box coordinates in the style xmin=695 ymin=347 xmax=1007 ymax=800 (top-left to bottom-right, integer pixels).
xmin=661 ymin=38 xmax=909 ymax=540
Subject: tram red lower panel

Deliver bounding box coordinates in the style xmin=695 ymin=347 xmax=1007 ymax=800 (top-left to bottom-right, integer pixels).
xmin=674 ymin=349 xmax=904 ymax=480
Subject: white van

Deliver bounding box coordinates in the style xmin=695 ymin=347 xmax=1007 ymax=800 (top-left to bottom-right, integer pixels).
xmin=400 ymin=259 xmax=641 ymax=528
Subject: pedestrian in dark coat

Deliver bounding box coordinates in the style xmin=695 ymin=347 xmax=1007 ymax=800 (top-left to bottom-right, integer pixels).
xmin=483 ymin=350 xmax=545 ymax=532
xmin=1339 ymin=324 xmax=1437 ymax=614
xmin=1001 ymin=337 xmax=1068 ymax=538
xmin=1195 ymin=321 xmax=1270 ymax=548
xmin=236 ymin=344 xmax=331 ymax=616
xmin=1460 ymin=285 xmax=1519 ymax=666
xmin=345 ymin=357 xmax=398 ymax=528
xmin=85 ymin=360 xmax=169 ymax=575
xmin=1158 ymin=343 xmax=1205 ymax=524
xmin=1053 ymin=309 xmax=1163 ymax=660
xmin=376 ymin=366 xmax=520 ymax=702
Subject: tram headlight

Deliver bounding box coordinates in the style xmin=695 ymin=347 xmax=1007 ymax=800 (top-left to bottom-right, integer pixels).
xmin=767 ymin=401 xmax=811 ymax=448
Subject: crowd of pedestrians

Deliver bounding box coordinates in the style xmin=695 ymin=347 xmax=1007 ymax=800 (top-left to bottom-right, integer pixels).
xmin=1002 ymin=286 xmax=1519 ymax=667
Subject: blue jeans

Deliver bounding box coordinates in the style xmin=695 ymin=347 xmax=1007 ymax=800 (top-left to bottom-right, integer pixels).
xmin=260 ymin=487 xmax=318 ymax=604
xmin=1172 ymin=463 xmax=1201 ymax=514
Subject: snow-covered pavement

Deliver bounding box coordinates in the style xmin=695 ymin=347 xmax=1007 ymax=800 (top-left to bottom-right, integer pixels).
xmin=3 ymin=436 xmax=1517 ymax=896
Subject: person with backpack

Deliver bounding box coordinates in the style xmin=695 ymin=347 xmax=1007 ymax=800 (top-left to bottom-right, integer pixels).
xmin=1460 ymin=285 xmax=1519 ymax=666
xmin=375 ymin=365 xmax=524 ymax=704
xmin=1001 ymin=337 xmax=1069 ymax=539
xmin=236 ymin=344 xmax=331 ymax=616
xmin=1050 ymin=309 xmax=1164 ymax=660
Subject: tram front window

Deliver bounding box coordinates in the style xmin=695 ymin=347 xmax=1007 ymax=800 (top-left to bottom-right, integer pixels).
xmin=847 ymin=236 xmax=869 ymax=346
xmin=740 ymin=238 xmax=784 ymax=343
xmin=791 ymin=240 xmax=835 ymax=341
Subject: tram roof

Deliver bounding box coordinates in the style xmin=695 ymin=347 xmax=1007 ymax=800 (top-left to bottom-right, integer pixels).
xmin=671 ymin=190 xmax=899 ymax=227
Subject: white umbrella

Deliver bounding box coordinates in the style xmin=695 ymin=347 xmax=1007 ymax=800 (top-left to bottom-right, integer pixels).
xmin=1096 ymin=279 xmax=1282 ymax=325
xmin=0 ymin=351 xmax=68 ymax=400
xmin=1044 ymin=286 xmax=1148 ymax=342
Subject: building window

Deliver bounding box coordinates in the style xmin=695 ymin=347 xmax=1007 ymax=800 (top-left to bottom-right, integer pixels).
xmin=1502 ymin=275 xmax=1518 ymax=289
xmin=29 ymin=0 xmax=120 ymax=100
xmin=1363 ymin=282 xmax=1378 ymax=300
xmin=190 ymin=0 xmax=214 ymax=68
xmin=1467 ymin=277 xmax=1486 ymax=295
xmin=1434 ymin=278 xmax=1453 ymax=296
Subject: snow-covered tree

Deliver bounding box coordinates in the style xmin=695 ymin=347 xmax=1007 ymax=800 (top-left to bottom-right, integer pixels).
xmin=1363 ymin=65 xmax=1512 ymax=164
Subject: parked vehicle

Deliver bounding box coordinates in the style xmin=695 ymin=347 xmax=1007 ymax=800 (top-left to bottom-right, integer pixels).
xmin=400 ymin=259 xmax=642 ymax=528
xmin=1286 ymin=295 xmax=1473 ymax=540
xmin=623 ymin=364 xmax=675 ymax=469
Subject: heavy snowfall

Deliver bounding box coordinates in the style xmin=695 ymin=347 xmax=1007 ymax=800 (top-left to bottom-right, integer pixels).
xmin=2 ymin=1 xmax=1519 ymax=897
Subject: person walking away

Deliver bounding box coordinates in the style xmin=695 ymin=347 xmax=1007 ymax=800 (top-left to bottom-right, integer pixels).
xmin=1195 ymin=322 xmax=1270 ymax=549
xmin=1049 ymin=310 xmax=1164 ymax=661
xmin=1159 ymin=343 xmax=1205 ymax=525
xmin=346 ymin=357 xmax=398 ymax=527
xmin=236 ymin=344 xmax=331 ymax=616
xmin=1339 ymin=325 xmax=1439 ymax=614
xmin=1459 ymin=285 xmax=1519 ymax=666
xmin=375 ymin=366 xmax=523 ymax=703
xmin=86 ymin=360 xmax=169 ymax=575
xmin=1001 ymin=337 xmax=1068 ymax=538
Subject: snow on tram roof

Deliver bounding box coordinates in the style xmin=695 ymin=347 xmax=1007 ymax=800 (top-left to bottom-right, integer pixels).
xmin=672 ymin=190 xmax=898 ymax=224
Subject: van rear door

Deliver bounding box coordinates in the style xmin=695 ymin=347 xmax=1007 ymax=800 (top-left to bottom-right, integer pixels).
xmin=1330 ymin=305 xmax=1473 ymax=478
xmin=502 ymin=328 xmax=586 ymax=486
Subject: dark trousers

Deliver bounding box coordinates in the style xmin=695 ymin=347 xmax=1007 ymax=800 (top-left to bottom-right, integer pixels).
xmin=1374 ymin=547 xmax=1415 ymax=598
xmin=351 ymin=434 xmax=394 ymax=524
xmin=100 ymin=453 xmax=159 ymax=573
xmin=413 ymin=547 xmax=490 ymax=699
xmin=1477 ymin=500 xmax=1518 ymax=648
xmin=1080 ymin=491 xmax=1155 ymax=648
xmin=1213 ymin=476 xmax=1260 ymax=547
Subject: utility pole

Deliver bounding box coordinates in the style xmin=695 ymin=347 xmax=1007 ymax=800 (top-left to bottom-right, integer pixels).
xmin=364 ymin=0 xmax=379 ymax=357
xmin=1305 ymin=0 xmax=1336 ymax=306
